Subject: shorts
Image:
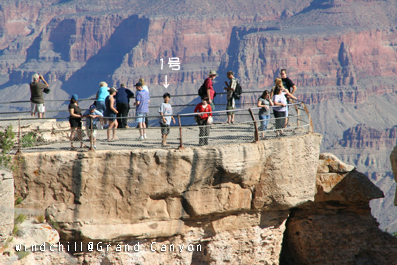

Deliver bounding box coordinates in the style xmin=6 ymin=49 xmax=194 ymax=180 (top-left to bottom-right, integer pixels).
xmin=69 ymin=117 xmax=82 ymax=128
xmin=86 ymin=129 xmax=97 ymax=138
xmin=226 ymin=100 xmax=235 ymax=116
xmin=96 ymin=101 xmax=106 ymax=114
xmin=285 ymin=106 xmax=289 ymax=117
xmin=160 ymin=123 xmax=170 ymax=135
xmin=136 ymin=112 xmax=147 ymax=123
xmin=106 ymin=112 xmax=117 ymax=122
xmin=31 ymin=102 xmax=45 ymax=113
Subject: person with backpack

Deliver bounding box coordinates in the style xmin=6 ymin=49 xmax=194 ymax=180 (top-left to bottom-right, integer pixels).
xmin=223 ymin=71 xmax=237 ymax=124
xmin=199 ymin=70 xmax=217 ymax=111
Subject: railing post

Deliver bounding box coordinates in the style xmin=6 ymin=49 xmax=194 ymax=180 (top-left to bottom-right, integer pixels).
xmin=89 ymin=118 xmax=94 ymax=151
xmin=178 ymin=115 xmax=184 ymax=149
xmin=17 ymin=119 xmax=21 ymax=154
xmin=301 ymin=102 xmax=313 ymax=133
xmin=248 ymin=108 xmax=259 ymax=142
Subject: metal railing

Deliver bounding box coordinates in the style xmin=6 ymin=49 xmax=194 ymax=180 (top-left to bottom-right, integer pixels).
xmin=0 ymin=91 xmax=269 ymax=119
xmin=0 ymin=102 xmax=312 ymax=153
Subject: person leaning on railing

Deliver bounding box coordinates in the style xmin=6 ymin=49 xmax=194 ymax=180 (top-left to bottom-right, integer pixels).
xmin=68 ymin=94 xmax=88 ymax=150
xmin=96 ymin=81 xmax=109 ymax=129
xmin=257 ymin=90 xmax=273 ymax=139
xmin=194 ymin=97 xmax=213 ymax=146
xmin=272 ymin=83 xmax=297 ymax=137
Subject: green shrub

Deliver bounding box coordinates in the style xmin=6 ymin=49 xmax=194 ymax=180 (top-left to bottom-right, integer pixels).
xmin=36 ymin=215 xmax=45 ymax=223
xmin=21 ymin=132 xmax=37 ymax=147
xmin=16 ymin=250 xmax=30 ymax=260
xmin=15 ymin=213 xmax=27 ymax=224
xmin=14 ymin=196 xmax=23 ymax=206
xmin=0 ymin=125 xmax=15 ymax=169
xmin=12 ymin=224 xmax=19 ymax=235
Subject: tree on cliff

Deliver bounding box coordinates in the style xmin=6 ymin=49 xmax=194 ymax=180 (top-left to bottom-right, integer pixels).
xmin=0 ymin=125 xmax=15 ymax=170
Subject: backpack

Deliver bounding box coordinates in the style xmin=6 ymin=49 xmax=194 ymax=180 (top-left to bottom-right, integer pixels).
xmin=198 ymin=83 xmax=206 ymax=98
xmin=233 ymin=81 xmax=242 ymax=100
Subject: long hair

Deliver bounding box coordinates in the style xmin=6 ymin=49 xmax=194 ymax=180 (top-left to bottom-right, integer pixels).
xmin=260 ymin=90 xmax=269 ymax=99
xmin=274 ymin=86 xmax=282 ymax=95
xmin=139 ymin=78 xmax=145 ymax=86
xmin=275 ymin=78 xmax=283 ymax=88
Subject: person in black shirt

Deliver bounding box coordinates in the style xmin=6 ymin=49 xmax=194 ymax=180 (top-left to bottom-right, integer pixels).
xmin=280 ymin=69 xmax=297 ymax=127
xmin=68 ymin=94 xmax=88 ymax=150
xmin=115 ymin=83 xmax=134 ymax=128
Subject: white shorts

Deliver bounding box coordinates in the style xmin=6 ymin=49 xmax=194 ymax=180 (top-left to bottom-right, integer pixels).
xmin=31 ymin=102 xmax=45 ymax=113
xmin=86 ymin=129 xmax=97 ymax=138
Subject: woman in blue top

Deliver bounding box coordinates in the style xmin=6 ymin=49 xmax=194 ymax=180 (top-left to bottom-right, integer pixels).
xmin=96 ymin=81 xmax=109 ymax=128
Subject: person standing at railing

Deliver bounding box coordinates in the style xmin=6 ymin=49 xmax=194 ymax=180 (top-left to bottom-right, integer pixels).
xmin=105 ymin=87 xmax=119 ymax=141
xmin=83 ymin=104 xmax=103 ymax=149
xmin=30 ymin=74 xmax=49 ymax=118
xmin=204 ymin=70 xmax=217 ymax=111
xmin=224 ymin=71 xmax=236 ymax=124
xmin=138 ymin=78 xmax=150 ymax=128
xmin=69 ymin=94 xmax=88 ymax=150
xmin=272 ymin=84 xmax=296 ymax=137
xmin=280 ymin=69 xmax=297 ymax=127
xmin=194 ymin=97 xmax=212 ymax=146
xmin=115 ymin=83 xmax=134 ymax=129
xmin=159 ymin=93 xmax=176 ymax=147
xmin=96 ymin=81 xmax=109 ymax=129
xmin=257 ymin=90 xmax=273 ymax=139
xmin=134 ymin=82 xmax=150 ymax=140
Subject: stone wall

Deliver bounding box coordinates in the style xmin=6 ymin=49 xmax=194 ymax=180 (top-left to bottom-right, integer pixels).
xmin=0 ymin=169 xmax=14 ymax=242
xmin=6 ymin=133 xmax=396 ymax=265
xmin=12 ymin=133 xmax=321 ymax=264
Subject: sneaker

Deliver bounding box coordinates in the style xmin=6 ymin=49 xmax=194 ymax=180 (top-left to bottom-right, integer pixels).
xmin=143 ymin=134 xmax=147 ymax=139
xmin=138 ymin=136 xmax=144 ymax=141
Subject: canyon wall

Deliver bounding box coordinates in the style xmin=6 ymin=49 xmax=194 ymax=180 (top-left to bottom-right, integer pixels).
xmin=0 ymin=134 xmax=395 ymax=264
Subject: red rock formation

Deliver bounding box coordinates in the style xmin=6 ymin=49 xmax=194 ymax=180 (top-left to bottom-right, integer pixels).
xmin=335 ymin=124 xmax=397 ymax=149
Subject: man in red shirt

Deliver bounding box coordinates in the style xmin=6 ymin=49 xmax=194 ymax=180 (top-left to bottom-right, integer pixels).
xmin=203 ymin=70 xmax=217 ymax=111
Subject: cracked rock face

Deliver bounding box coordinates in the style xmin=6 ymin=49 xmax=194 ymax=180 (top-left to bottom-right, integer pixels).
xmin=16 ymin=134 xmax=321 ymax=242
xmin=6 ymin=133 xmax=397 ymax=264
xmin=11 ymin=134 xmax=321 ymax=264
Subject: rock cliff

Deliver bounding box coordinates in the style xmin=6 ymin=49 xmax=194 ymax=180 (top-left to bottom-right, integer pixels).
xmin=1 ymin=133 xmax=396 ymax=264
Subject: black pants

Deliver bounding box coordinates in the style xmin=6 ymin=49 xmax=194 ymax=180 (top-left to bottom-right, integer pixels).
xmin=197 ymin=118 xmax=209 ymax=146
xmin=116 ymin=103 xmax=129 ymax=128
xmin=273 ymin=110 xmax=286 ymax=130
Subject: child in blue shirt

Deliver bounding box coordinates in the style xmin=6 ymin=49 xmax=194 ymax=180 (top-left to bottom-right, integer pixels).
xmin=83 ymin=104 xmax=103 ymax=149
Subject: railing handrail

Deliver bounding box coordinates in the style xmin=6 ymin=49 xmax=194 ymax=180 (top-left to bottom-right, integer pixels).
xmin=0 ymin=90 xmax=272 ymax=105
xmin=0 ymin=102 xmax=305 ymax=122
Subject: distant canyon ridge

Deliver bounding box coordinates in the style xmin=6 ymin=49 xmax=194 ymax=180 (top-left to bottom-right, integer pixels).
xmin=1 ymin=0 xmax=397 ymax=230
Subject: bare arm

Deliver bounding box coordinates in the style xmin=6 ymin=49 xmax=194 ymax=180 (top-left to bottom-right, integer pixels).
xmin=40 ymin=75 xmax=49 ymax=88
xmin=291 ymin=85 xmax=297 ymax=94
xmin=285 ymin=91 xmax=297 ymax=100
xmin=109 ymin=97 xmax=118 ymax=113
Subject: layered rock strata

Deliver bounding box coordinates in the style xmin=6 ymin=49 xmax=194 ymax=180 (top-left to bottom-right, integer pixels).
xmin=12 ymin=134 xmax=320 ymax=264
xmin=2 ymin=133 xmax=394 ymax=264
